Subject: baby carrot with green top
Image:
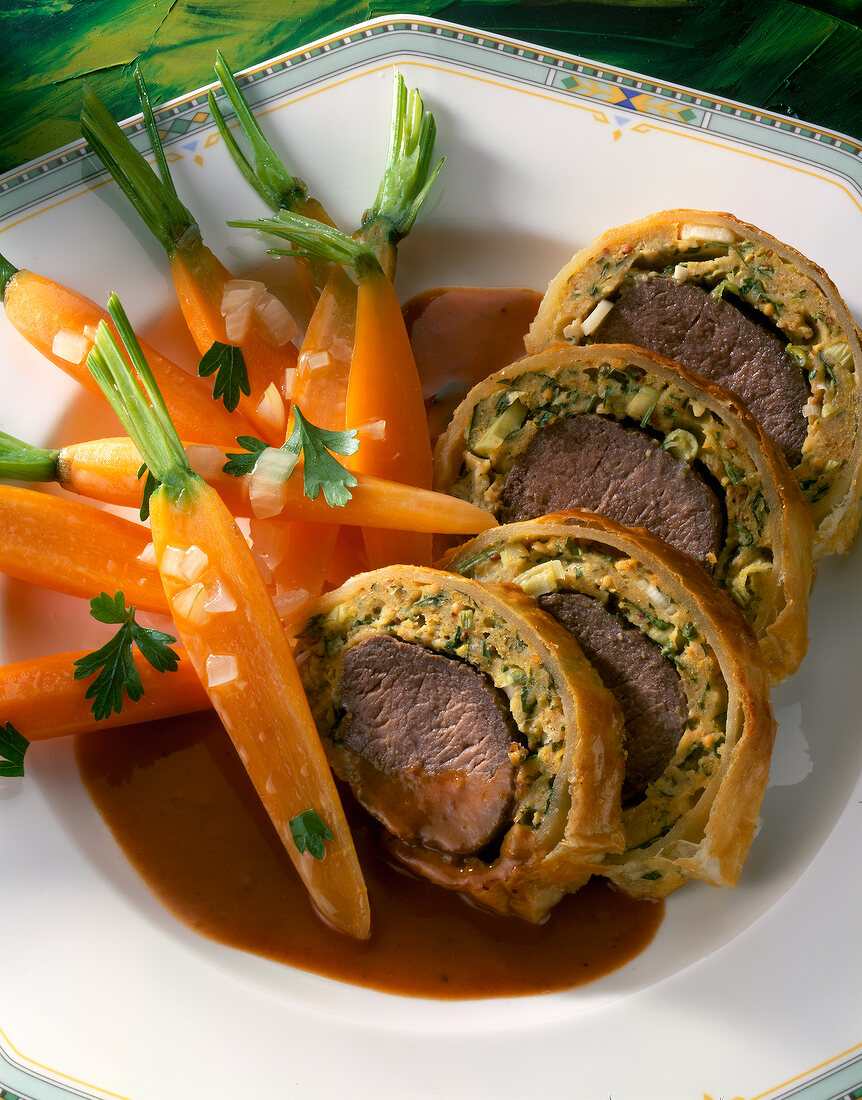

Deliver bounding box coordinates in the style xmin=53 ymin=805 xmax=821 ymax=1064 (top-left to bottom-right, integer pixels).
xmin=86 ymin=293 xmax=370 ymax=940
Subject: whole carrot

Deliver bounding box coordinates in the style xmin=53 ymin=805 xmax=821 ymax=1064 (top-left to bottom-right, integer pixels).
xmin=0 ymin=484 xmax=167 ymax=613
xmin=87 ymin=292 xmax=369 ymax=939
xmin=0 ymin=252 xmax=252 ymax=449
xmin=0 ymin=430 xmax=496 ymax=535
xmin=80 ymin=70 xmax=297 ymax=444
xmin=1 ymin=648 xmax=208 ymax=741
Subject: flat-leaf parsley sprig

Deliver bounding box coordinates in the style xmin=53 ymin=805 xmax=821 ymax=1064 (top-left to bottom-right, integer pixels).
xmin=73 ymin=591 xmax=180 ymax=720
xmin=0 ymin=722 xmax=29 ymax=778
xmin=223 ymin=408 xmax=359 ymax=507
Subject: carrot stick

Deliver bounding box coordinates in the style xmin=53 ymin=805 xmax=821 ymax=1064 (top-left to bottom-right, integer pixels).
xmin=0 ymin=257 xmax=252 ymax=449
xmin=1 ymin=649 xmax=208 ymax=740
xmin=0 ymin=431 xmax=497 ymax=534
xmin=87 ymin=293 xmax=369 ymax=939
xmin=79 ymin=72 xmax=296 ymax=444
xmin=0 ymin=485 xmax=167 ymax=613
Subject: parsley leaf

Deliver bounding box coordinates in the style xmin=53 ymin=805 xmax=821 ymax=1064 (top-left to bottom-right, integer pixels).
xmin=289 ymin=809 xmax=333 ymax=861
xmin=73 ymin=591 xmax=180 ymax=720
xmin=197 ymin=341 xmax=251 ymax=412
xmin=283 ymin=405 xmax=358 ymax=506
xmin=222 ymin=435 xmax=269 ymax=477
xmin=0 ymin=722 xmax=29 ymax=778
xmin=222 ymin=411 xmax=358 ymax=507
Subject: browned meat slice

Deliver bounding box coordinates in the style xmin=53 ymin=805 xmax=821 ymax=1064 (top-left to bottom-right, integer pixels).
xmin=595 ymin=278 xmax=808 ymax=466
xmin=537 ymin=591 xmax=686 ymax=803
xmin=497 ymin=415 xmax=723 ymax=568
xmin=337 ymin=634 xmax=517 ymax=854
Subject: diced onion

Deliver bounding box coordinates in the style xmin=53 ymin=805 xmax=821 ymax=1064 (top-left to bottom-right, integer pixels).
xmin=283 ymin=366 xmax=297 ymax=400
xmin=580 ymin=299 xmax=614 ymax=337
xmin=185 ymin=444 xmax=226 ymax=481
xmin=52 ymin=330 xmax=89 ymax=364
xmin=639 ymin=578 xmax=673 ymax=611
xmin=255 ymin=291 xmax=299 ymax=346
xmin=255 ymin=382 xmax=287 ymax=438
xmin=249 ymin=518 xmax=288 ymax=569
xmin=220 ymin=279 xmax=266 ymax=315
xmin=160 ymin=543 xmax=209 ymax=583
xmin=680 ymin=223 xmax=738 ymax=244
xmin=137 ymin=542 xmax=157 ymax=566
xmin=247 ymin=447 xmax=297 ymax=518
xmin=303 ymin=350 xmax=332 ymax=371
xmin=514 ymin=559 xmax=566 ymax=597
xmin=672 ymin=264 xmax=690 ymax=283
xmin=224 ymin=300 xmax=254 ymax=344
xmin=356 ymin=418 xmax=387 ymax=441
xmin=171 ymin=581 xmax=209 ymax=624
xmin=272 ymin=586 xmax=312 ymax=619
xmin=626 ymin=384 xmax=663 ymax=421
xmin=203 ymin=578 xmax=237 ymax=614
xmin=206 ymin=653 xmax=240 ymax=688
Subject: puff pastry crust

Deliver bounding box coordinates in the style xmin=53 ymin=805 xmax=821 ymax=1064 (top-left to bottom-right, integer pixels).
xmin=294 ymin=565 xmax=625 ymax=921
xmin=525 ymin=208 xmax=862 ymax=557
xmin=434 ymin=343 xmax=813 ymax=682
xmin=443 ymin=512 xmax=777 ymax=899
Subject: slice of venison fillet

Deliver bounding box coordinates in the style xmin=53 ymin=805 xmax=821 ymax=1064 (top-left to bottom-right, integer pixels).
xmin=594 ymin=278 xmax=807 ymax=466
xmin=337 ymin=633 xmax=517 ymax=854
xmin=497 ymin=413 xmax=723 ymax=568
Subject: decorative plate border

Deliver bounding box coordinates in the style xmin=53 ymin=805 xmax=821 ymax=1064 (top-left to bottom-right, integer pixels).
xmin=0 ymin=14 xmax=860 ymax=1100
xmin=1 ymin=15 xmax=860 ymax=228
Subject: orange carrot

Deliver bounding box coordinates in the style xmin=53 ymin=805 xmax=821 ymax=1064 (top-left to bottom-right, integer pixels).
xmin=0 ymin=484 xmax=167 ymax=613
xmin=1 ymin=649 xmax=208 ymax=741
xmin=87 ymin=293 xmax=369 ymax=939
xmin=80 ymin=72 xmax=297 ymax=444
xmin=0 ymin=432 xmax=496 ymax=535
xmin=0 ymin=258 xmax=251 ymax=449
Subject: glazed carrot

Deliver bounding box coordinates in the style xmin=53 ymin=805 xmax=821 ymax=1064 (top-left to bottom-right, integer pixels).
xmin=0 ymin=254 xmax=252 ymax=449
xmin=1 ymin=649 xmax=208 ymax=741
xmin=0 ymin=484 xmax=167 ymax=613
xmin=80 ymin=72 xmax=296 ymax=444
xmin=231 ymin=73 xmax=443 ymax=575
xmin=87 ymin=293 xmax=369 ymax=939
xmin=0 ymin=430 xmax=497 ymax=534
xmin=235 ymin=216 xmax=435 ymax=568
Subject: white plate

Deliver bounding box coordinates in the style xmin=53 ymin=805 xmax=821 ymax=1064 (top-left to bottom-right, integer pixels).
xmin=1 ymin=15 xmax=861 ymax=1100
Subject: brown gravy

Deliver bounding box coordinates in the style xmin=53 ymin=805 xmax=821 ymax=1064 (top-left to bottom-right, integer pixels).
xmin=76 ymin=712 xmax=663 ymax=999
xmin=403 ymin=285 xmax=543 ymax=443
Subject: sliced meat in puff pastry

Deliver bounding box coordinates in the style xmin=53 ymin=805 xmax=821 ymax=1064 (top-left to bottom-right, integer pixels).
xmin=525 ymin=209 xmax=862 ymax=557
xmin=434 ymin=343 xmax=813 ymax=682
xmin=443 ymin=512 xmax=776 ymax=898
xmin=294 ymin=565 xmax=625 ymax=921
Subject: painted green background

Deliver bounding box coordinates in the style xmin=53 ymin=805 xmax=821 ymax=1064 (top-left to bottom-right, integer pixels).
xmin=1 ymin=0 xmax=861 ymax=173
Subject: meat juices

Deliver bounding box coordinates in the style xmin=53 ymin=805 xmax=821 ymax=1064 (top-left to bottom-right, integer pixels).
xmin=595 ymin=278 xmax=808 ymax=466
xmin=336 ymin=634 xmax=517 ymax=854
xmin=537 ymin=591 xmax=686 ymax=804
xmin=498 ymin=415 xmax=724 ymax=568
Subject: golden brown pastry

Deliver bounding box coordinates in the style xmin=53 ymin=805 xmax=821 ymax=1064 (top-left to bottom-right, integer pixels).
xmin=525 ymin=209 xmax=862 ymax=557
xmin=434 ymin=343 xmax=813 ymax=683
xmin=294 ymin=565 xmax=625 ymax=921
xmin=443 ymin=512 xmax=777 ymax=899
